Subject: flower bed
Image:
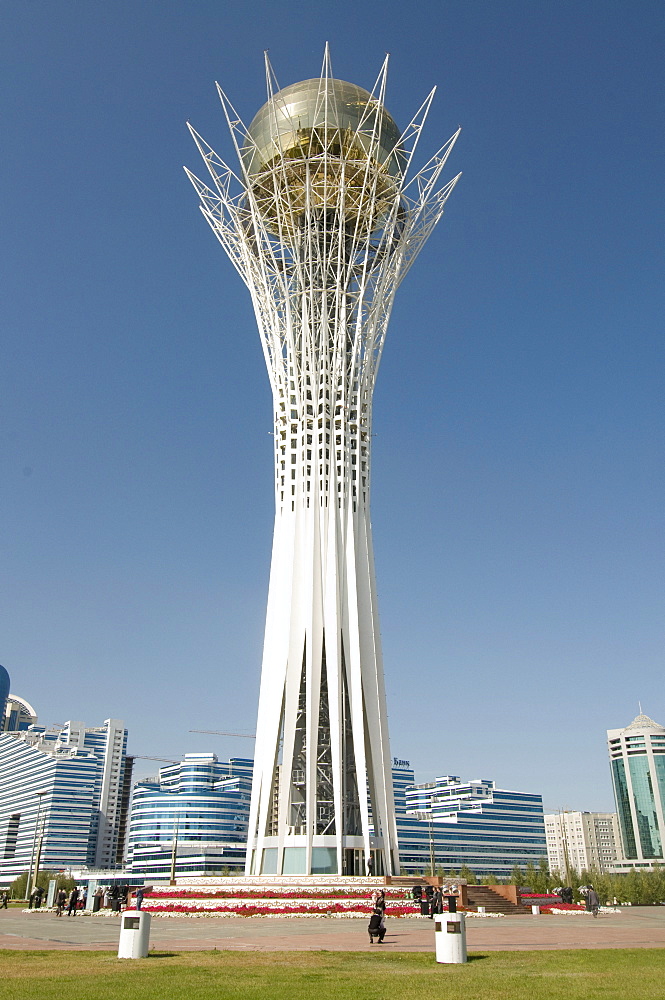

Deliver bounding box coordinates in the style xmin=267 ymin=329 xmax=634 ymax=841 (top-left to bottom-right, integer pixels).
xmin=144 ymin=900 xmax=421 ymax=917
xmin=146 ymin=887 xmax=411 ymax=900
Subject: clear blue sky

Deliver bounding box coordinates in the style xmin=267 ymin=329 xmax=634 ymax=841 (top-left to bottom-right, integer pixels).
xmin=2 ymin=1 xmax=663 ymax=813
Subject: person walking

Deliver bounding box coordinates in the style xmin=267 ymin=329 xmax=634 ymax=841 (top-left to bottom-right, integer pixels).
xmin=55 ymin=888 xmax=67 ymax=916
xmin=0 ymin=891 xmax=8 ymax=909
xmin=67 ymin=887 xmax=79 ymax=916
xmin=587 ymin=885 xmax=600 ymax=917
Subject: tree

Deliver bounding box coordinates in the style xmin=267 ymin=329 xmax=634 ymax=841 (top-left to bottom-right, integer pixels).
xmin=459 ymin=866 xmax=477 ymax=885
xmin=524 ymin=861 xmax=538 ymax=891
xmin=10 ymin=870 xmax=76 ymax=900
xmin=509 ymin=865 xmax=524 ymax=886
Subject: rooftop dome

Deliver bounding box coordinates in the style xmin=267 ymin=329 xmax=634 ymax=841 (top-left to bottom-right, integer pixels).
xmin=241 ymin=78 xmax=404 ymax=179
xmin=240 ymin=78 xmax=405 ymax=238
xmin=624 ymin=713 xmax=664 ymax=732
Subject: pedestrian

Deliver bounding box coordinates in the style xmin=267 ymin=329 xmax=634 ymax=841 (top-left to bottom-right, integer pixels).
xmin=587 ymin=885 xmax=600 ymax=918
xmin=431 ymin=887 xmax=443 ymax=916
xmin=93 ymin=886 xmax=103 ymax=913
xmin=371 ymin=888 xmax=386 ymax=913
xmin=368 ymin=907 xmax=386 ymax=944
xmin=56 ymin=888 xmax=67 ymax=916
xmin=367 ymin=855 xmax=374 ymax=876
xmin=67 ymin=887 xmax=79 ymax=916
xmin=135 ymin=887 xmax=145 ymax=911
xmin=0 ymin=891 xmax=8 ymax=909
xmin=424 ymin=883 xmax=435 ymax=918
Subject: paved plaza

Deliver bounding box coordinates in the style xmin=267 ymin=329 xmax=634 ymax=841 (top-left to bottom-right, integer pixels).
xmin=1 ymin=908 xmax=664 ymax=952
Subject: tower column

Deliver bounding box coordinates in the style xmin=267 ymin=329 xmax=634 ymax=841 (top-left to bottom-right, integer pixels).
xmin=187 ymin=48 xmax=460 ymax=877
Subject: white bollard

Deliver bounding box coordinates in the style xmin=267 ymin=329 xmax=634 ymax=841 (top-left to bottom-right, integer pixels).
xmin=531 ymin=905 xmax=540 ymax=915
xmin=118 ymin=910 xmax=151 ymax=959
xmin=434 ymin=912 xmax=467 ymax=964
xmin=477 ymin=906 xmax=486 ymax=914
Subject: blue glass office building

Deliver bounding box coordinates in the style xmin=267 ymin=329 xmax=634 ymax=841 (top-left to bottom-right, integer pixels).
xmin=393 ymin=762 xmax=547 ymax=878
xmin=125 ymin=755 xmax=252 ymax=877
xmin=608 ymin=713 xmax=665 ymax=870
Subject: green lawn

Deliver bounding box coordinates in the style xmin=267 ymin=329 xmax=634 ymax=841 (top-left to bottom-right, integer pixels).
xmin=1 ymin=949 xmax=663 ymax=1000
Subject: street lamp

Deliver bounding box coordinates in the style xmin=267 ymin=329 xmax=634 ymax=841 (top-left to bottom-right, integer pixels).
xmin=26 ymin=791 xmax=46 ymax=901
xmin=429 ymin=816 xmax=436 ymax=876
xmin=169 ymin=817 xmax=180 ymax=886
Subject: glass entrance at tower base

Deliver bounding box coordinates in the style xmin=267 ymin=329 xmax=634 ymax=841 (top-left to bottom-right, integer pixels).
xmin=251 ymin=836 xmax=385 ymax=876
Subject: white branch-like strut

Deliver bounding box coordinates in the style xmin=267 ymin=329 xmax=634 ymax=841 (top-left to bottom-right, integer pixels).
xmin=187 ymin=46 xmax=460 ymax=877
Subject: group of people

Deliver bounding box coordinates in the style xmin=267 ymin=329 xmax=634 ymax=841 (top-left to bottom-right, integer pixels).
xmin=55 ymin=887 xmax=83 ymax=916
xmin=412 ymin=883 xmax=444 ymax=917
xmin=25 ymin=883 xmax=133 ymax=916
xmin=553 ymin=885 xmax=601 ymax=915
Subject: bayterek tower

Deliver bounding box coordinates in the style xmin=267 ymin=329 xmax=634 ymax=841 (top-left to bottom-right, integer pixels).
xmin=186 ymin=48 xmax=460 ymax=877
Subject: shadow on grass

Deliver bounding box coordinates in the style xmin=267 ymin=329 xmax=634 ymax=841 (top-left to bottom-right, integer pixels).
xmin=466 ymin=954 xmax=488 ymax=962
xmin=146 ymin=952 xmax=178 ymax=959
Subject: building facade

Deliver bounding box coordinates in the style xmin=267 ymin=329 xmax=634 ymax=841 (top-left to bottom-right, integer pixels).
xmin=393 ymin=764 xmax=547 ymax=878
xmin=125 ymin=755 xmax=252 ymax=877
xmin=0 ymin=718 xmax=129 ymax=883
xmin=608 ymin=712 xmax=665 ymax=870
xmin=2 ymin=695 xmax=38 ymax=733
xmin=186 ymin=50 xmax=460 ymax=877
xmin=544 ymin=811 xmax=620 ymax=877
xmin=0 ymin=667 xmax=9 ymax=726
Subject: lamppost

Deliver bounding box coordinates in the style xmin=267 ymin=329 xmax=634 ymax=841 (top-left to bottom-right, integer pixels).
xmin=169 ymin=817 xmax=180 ymax=886
xmin=26 ymin=791 xmax=46 ymax=900
xmin=429 ymin=815 xmax=436 ymax=876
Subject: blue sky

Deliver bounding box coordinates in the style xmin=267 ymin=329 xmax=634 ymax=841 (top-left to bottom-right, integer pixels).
xmin=2 ymin=0 xmax=663 ymax=813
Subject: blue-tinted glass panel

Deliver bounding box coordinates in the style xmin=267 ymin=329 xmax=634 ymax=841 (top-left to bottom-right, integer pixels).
xmin=612 ymin=759 xmax=636 ymax=858
xmin=311 ymin=847 xmax=337 ymax=874
xmin=654 ymin=756 xmax=665 ymax=827
xmin=628 ymin=756 xmax=662 ymax=858
xmin=261 ymin=847 xmax=278 ymax=874
xmin=282 ymin=846 xmax=306 ymax=874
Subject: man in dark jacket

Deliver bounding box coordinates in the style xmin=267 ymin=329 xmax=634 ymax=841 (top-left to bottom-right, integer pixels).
xmin=587 ymin=886 xmax=600 ymax=917
xmin=67 ymin=887 xmax=79 ymax=916
xmin=368 ymin=907 xmax=386 ymax=943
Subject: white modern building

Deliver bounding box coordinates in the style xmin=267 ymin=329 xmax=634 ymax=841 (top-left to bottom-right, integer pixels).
xmin=608 ymin=712 xmax=665 ymax=871
xmin=0 ymin=718 xmax=130 ymax=883
xmin=125 ymin=754 xmax=252 ymax=877
xmin=544 ymin=811 xmax=620 ymax=877
xmin=395 ymin=766 xmax=547 ymax=878
xmin=186 ymin=48 xmax=460 ymax=877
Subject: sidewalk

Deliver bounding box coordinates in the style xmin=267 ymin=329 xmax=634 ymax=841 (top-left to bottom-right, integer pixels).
xmin=1 ymin=908 xmax=663 ymax=952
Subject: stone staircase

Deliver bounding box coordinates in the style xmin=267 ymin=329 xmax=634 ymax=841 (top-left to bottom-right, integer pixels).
xmin=465 ymin=885 xmax=529 ymax=915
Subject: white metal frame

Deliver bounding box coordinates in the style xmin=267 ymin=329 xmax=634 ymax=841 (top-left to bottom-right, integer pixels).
xmin=186 ymin=47 xmax=460 ymax=877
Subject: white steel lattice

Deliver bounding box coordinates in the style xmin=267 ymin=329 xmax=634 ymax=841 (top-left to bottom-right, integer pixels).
xmin=186 ymin=47 xmax=460 ymax=877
